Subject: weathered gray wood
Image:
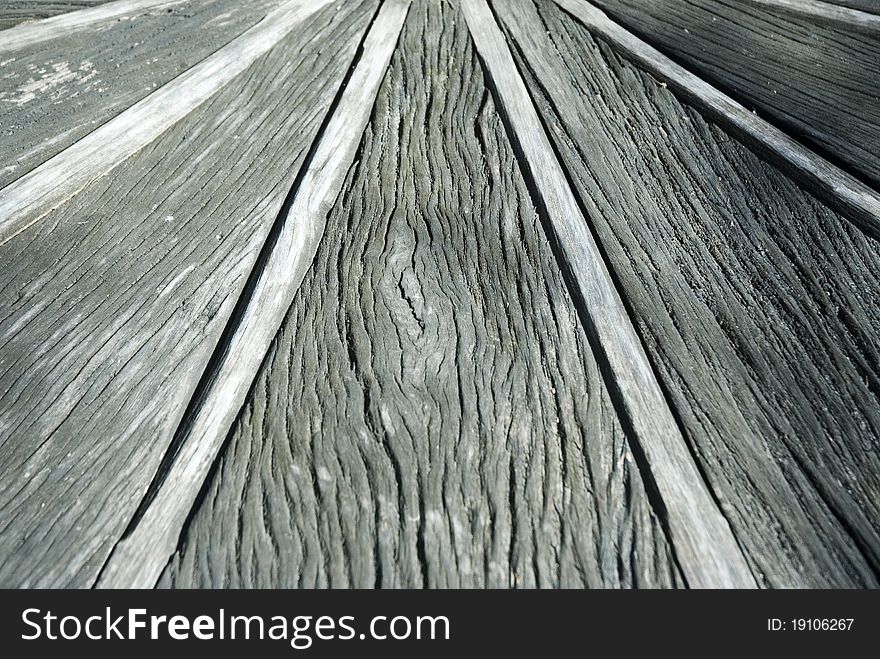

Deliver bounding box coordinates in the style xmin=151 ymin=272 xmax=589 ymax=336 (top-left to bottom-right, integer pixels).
xmin=499 ymin=0 xmax=880 ymax=586
xmin=744 ymin=0 xmax=880 ymax=32
xmin=552 ymin=0 xmax=880 ymax=243
xmin=576 ymin=0 xmax=880 ymax=192
xmin=810 ymin=0 xmax=879 ymax=14
xmin=160 ymin=0 xmax=683 ymax=590
xmin=0 ymin=0 xmax=321 ymax=245
xmin=0 ymin=0 xmax=286 ymax=191
xmin=98 ymin=0 xmax=408 ymax=590
xmin=0 ymin=0 xmax=376 ymax=588
xmin=0 ymin=1 xmax=117 ymax=33
xmin=464 ymin=0 xmax=754 ymax=589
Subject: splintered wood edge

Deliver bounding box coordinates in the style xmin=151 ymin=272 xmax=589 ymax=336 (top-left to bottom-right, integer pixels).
xmin=95 ymin=0 xmax=412 ymax=590
xmin=744 ymin=0 xmax=880 ymax=32
xmin=0 ymin=0 xmax=190 ymax=52
xmin=0 ymin=0 xmax=336 ymax=248
xmin=463 ymin=0 xmax=757 ymax=588
xmin=553 ymin=0 xmax=880 ymax=243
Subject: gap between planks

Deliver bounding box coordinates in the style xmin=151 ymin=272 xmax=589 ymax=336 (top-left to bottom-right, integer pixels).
xmin=552 ymin=0 xmax=880 ymax=243
xmin=0 ymin=0 xmax=335 ymax=247
xmin=462 ymin=0 xmax=757 ymax=588
xmin=0 ymin=0 xmax=190 ymax=52
xmin=95 ymin=0 xmax=412 ymax=590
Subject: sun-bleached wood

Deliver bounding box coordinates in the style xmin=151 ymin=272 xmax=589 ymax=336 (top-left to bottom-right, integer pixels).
xmin=0 ymin=0 xmax=188 ymax=51
xmin=557 ymin=0 xmax=880 ymax=236
xmin=0 ymin=0 xmax=335 ymax=247
xmin=96 ymin=0 xmax=412 ymax=590
xmin=462 ymin=0 xmax=756 ymax=588
xmin=0 ymin=0 xmax=376 ymax=589
xmin=744 ymin=0 xmax=880 ymax=31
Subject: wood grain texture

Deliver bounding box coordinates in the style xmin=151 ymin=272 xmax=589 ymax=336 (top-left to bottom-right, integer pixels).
xmin=815 ymin=0 xmax=879 ymax=13
xmin=0 ymin=1 xmax=116 ymax=32
xmin=0 ymin=0 xmax=376 ymax=588
xmin=744 ymin=0 xmax=880 ymax=32
xmin=160 ymin=0 xmax=682 ymax=590
xmin=98 ymin=0 xmax=406 ymax=590
xmin=500 ymin=0 xmax=880 ymax=587
xmin=552 ymin=0 xmax=880 ymax=244
xmin=0 ymin=0 xmax=285 ymax=194
xmin=465 ymin=0 xmax=753 ymax=588
xmin=583 ymin=0 xmax=880 ymax=189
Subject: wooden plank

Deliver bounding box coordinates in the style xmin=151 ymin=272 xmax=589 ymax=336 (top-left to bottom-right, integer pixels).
xmin=0 ymin=1 xmax=181 ymax=45
xmin=575 ymin=0 xmax=880 ymax=194
xmin=498 ymin=0 xmax=880 ymax=586
xmin=744 ymin=0 xmax=880 ymax=32
xmin=97 ymin=0 xmax=409 ymax=590
xmin=464 ymin=0 xmax=754 ymax=588
xmin=0 ymin=0 xmax=377 ymax=588
xmin=553 ymin=0 xmax=880 ymax=243
xmin=159 ymin=0 xmax=681 ymax=589
xmin=0 ymin=0 xmax=322 ymax=245
xmin=0 ymin=0 xmax=286 ymax=190
xmin=805 ymin=0 xmax=879 ymax=15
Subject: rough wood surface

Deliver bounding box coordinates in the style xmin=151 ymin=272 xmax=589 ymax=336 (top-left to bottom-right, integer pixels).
xmin=499 ymin=0 xmax=880 ymax=587
xmin=0 ymin=0 xmax=375 ymax=588
xmin=814 ymin=0 xmax=879 ymax=13
xmin=582 ymin=0 xmax=880 ymax=188
xmin=551 ymin=0 xmax=880 ymax=244
xmin=98 ymin=0 xmax=404 ymax=590
xmin=0 ymin=1 xmax=115 ymax=32
xmin=0 ymin=0 xmax=285 ymax=195
xmin=465 ymin=0 xmax=753 ymax=588
xmin=744 ymin=0 xmax=880 ymax=32
xmin=160 ymin=0 xmax=682 ymax=590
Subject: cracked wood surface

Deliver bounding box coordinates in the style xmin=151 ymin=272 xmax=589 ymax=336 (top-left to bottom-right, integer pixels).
xmin=0 ymin=0 xmax=877 ymax=589
xmin=160 ymin=0 xmax=682 ymax=589
xmin=98 ymin=0 xmax=404 ymax=590
xmin=468 ymin=0 xmax=754 ymax=589
xmin=0 ymin=0 xmax=285 ymax=189
xmin=552 ymin=0 xmax=880 ymax=243
xmin=744 ymin=0 xmax=880 ymax=32
xmin=0 ymin=0 xmax=376 ymax=587
xmin=583 ymin=0 xmax=880 ymax=189
xmin=0 ymin=0 xmax=294 ymax=240
xmin=0 ymin=1 xmax=115 ymax=31
xmin=498 ymin=0 xmax=880 ymax=587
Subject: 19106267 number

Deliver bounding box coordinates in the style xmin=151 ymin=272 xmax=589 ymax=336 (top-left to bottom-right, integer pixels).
xmin=768 ymin=618 xmax=854 ymax=631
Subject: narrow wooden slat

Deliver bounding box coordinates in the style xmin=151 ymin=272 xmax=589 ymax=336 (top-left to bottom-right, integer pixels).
xmin=744 ymin=0 xmax=880 ymax=31
xmin=0 ymin=0 xmax=185 ymax=50
xmin=160 ymin=0 xmax=682 ymax=589
xmin=0 ymin=0 xmax=377 ymax=588
xmin=461 ymin=0 xmax=755 ymax=588
xmin=0 ymin=0 xmax=334 ymax=247
xmin=826 ymin=0 xmax=880 ymax=13
xmin=0 ymin=1 xmax=116 ymax=32
xmin=499 ymin=0 xmax=880 ymax=586
xmin=0 ymin=0 xmax=286 ymax=191
xmin=96 ymin=0 xmax=412 ymax=590
xmin=568 ymin=0 xmax=880 ymax=218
